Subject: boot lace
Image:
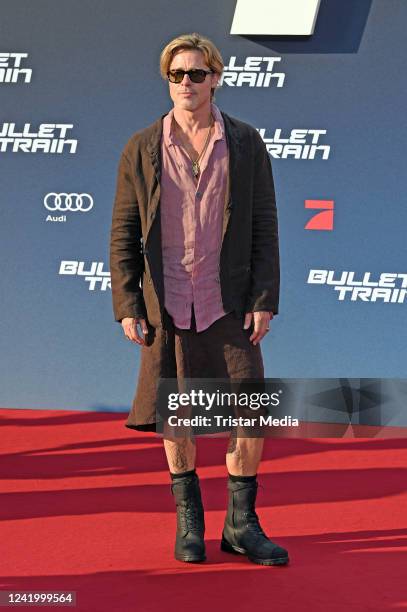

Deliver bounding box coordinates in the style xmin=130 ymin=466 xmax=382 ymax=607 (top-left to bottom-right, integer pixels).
xmin=180 ymin=502 xmax=202 ymax=533
xmin=241 ymin=484 xmax=267 ymax=537
xmin=243 ymin=509 xmax=267 ymax=537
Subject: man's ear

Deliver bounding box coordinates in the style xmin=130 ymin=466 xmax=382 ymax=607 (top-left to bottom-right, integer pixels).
xmin=211 ymin=72 xmax=220 ymax=89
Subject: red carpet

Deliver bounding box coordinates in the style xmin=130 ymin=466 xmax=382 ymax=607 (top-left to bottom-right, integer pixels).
xmin=1 ymin=408 xmax=406 ymax=611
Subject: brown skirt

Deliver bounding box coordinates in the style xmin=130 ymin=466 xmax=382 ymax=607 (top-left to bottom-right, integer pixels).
xmin=125 ymin=304 xmax=265 ymax=431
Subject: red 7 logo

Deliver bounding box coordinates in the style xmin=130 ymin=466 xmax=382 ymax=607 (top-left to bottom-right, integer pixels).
xmin=305 ymin=200 xmax=334 ymax=230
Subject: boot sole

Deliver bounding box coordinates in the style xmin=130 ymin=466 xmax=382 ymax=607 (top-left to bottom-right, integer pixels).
xmin=175 ymin=553 xmax=206 ymax=563
xmin=221 ymin=537 xmax=289 ymax=566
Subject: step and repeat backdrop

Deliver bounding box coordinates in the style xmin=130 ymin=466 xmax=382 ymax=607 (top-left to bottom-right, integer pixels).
xmin=1 ymin=0 xmax=406 ymax=424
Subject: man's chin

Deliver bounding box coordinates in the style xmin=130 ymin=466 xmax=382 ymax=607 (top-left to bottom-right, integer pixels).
xmin=175 ymin=101 xmax=198 ymax=112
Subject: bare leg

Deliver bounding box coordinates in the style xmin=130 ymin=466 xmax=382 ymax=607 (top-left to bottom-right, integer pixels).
xmin=163 ymin=425 xmax=196 ymax=473
xmin=226 ymin=435 xmax=264 ymax=476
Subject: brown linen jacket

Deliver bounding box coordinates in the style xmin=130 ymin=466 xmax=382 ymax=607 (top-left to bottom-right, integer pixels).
xmin=109 ymin=110 xmax=280 ymax=330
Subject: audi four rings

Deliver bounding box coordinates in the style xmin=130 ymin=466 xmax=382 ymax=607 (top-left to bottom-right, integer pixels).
xmin=44 ymin=193 xmax=94 ymax=211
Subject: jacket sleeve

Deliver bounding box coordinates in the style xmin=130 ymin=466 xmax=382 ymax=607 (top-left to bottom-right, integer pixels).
xmin=109 ymin=149 xmax=147 ymax=323
xmin=245 ymin=129 xmax=280 ymax=315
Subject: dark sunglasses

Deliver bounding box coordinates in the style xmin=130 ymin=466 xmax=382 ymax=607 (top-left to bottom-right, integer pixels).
xmin=167 ymin=68 xmax=213 ymax=84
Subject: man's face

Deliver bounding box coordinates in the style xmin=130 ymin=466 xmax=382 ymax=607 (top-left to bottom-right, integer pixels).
xmin=168 ymin=49 xmax=219 ymax=112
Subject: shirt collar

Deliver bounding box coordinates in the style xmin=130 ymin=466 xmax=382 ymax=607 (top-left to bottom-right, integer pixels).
xmin=163 ymin=102 xmax=225 ymax=147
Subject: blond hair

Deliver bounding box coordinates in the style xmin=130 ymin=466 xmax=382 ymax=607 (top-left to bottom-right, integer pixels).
xmin=159 ymin=32 xmax=224 ymax=100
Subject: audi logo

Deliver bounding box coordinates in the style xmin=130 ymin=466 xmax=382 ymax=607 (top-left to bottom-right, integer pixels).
xmin=44 ymin=193 xmax=94 ymax=212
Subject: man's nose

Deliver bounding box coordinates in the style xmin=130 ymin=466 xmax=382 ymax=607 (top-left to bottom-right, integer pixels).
xmin=181 ymin=72 xmax=192 ymax=84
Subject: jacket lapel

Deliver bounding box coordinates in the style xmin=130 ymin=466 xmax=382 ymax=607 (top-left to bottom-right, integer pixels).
xmin=145 ymin=114 xmax=166 ymax=242
xmin=220 ymin=111 xmax=241 ymax=244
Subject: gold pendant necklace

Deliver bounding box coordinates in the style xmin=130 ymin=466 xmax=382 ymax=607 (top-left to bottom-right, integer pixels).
xmin=175 ymin=114 xmax=213 ymax=179
xmin=192 ymin=160 xmax=200 ymax=178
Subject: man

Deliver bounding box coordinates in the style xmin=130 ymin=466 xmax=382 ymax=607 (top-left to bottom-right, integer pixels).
xmin=110 ymin=32 xmax=288 ymax=566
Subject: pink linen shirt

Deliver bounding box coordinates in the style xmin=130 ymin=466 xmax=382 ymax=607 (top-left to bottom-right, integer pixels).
xmin=160 ymin=102 xmax=232 ymax=332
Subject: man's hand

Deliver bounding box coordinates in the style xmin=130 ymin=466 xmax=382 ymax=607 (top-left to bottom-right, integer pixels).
xmin=121 ymin=317 xmax=149 ymax=345
xmin=244 ymin=311 xmax=273 ymax=346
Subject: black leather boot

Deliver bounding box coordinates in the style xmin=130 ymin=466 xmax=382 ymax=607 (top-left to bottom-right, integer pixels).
xmin=221 ymin=477 xmax=289 ymax=566
xmin=171 ymin=472 xmax=206 ymax=562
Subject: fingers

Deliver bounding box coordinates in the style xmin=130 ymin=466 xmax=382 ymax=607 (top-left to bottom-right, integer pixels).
xmin=122 ymin=318 xmax=149 ymax=345
xmin=243 ymin=312 xmax=252 ymax=330
xmin=247 ymin=312 xmax=271 ymax=346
